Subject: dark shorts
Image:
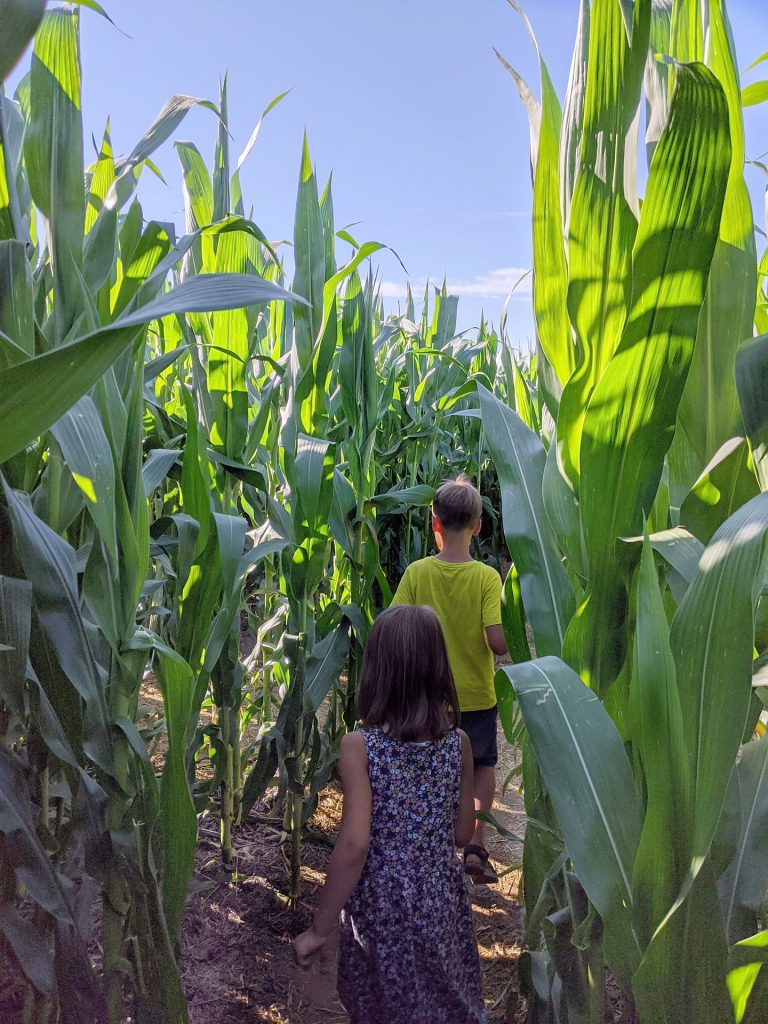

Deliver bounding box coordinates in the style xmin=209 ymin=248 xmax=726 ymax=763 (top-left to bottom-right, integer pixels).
xmin=461 ymin=706 xmax=498 ymax=767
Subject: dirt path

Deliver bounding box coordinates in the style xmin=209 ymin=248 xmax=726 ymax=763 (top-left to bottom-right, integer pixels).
xmin=181 ymin=722 xmax=527 ymax=1024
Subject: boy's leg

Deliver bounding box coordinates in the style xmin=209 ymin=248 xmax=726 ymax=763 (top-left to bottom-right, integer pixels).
xmin=469 ymin=764 xmax=496 ymax=853
xmin=460 ymin=706 xmax=498 ymax=878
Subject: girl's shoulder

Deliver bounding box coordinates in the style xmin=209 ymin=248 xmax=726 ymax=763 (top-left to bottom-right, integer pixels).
xmin=341 ymin=729 xmax=368 ymax=753
xmin=338 ymin=730 xmax=370 ymax=778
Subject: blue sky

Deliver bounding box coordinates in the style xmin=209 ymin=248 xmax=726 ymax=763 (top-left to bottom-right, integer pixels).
xmin=8 ymin=0 xmax=768 ymax=341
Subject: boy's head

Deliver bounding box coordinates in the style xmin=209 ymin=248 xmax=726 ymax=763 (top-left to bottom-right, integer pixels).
xmin=432 ymin=475 xmax=482 ymax=536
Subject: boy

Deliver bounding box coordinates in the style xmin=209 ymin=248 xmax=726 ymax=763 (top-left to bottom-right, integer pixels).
xmin=392 ymin=475 xmax=507 ymax=883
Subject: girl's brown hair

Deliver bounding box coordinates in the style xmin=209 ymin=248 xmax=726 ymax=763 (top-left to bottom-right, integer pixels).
xmin=357 ymin=604 xmax=460 ymax=742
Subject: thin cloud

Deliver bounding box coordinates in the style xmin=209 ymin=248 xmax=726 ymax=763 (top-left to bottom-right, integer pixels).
xmin=380 ymin=267 xmax=531 ymax=301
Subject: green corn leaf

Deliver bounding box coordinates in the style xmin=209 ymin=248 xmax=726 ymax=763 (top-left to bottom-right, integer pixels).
xmin=679 ymin=437 xmax=759 ymax=545
xmin=735 ymin=334 xmax=768 ymax=490
xmin=621 ymin=525 xmax=703 ymax=604
xmin=0 ymin=745 xmax=100 ymax=1012
xmin=558 ymin=0 xmax=649 ymax=489
xmin=541 ymin=428 xmax=586 ymax=579
xmin=726 ymin=929 xmax=768 ymax=1024
xmin=717 ymin=734 xmax=768 ymax=945
xmin=571 ymin=61 xmax=731 ymax=690
xmin=179 ymin=386 xmax=212 ymax=552
xmin=0 ymin=906 xmax=56 ymax=999
xmin=292 ymin=133 xmax=324 ymax=368
xmin=742 ymin=81 xmax=768 ymax=106
xmin=559 ymin=0 xmax=590 ymax=226
xmin=304 ymin=624 xmax=350 ymax=714
xmin=2 ymin=479 xmax=113 ymax=775
xmin=670 ymin=0 xmax=704 ymax=62
xmin=50 ymin=396 xmax=118 ymax=564
xmin=479 ymin=384 xmax=574 ymax=657
xmin=154 ymin=646 xmax=197 ymax=943
xmin=499 ymin=0 xmax=570 ymax=386
xmin=500 ymin=564 xmax=532 ymax=663
xmin=643 ymin=0 xmax=672 ymax=165
xmin=176 ymin=140 xmax=214 ymax=232
xmin=498 ymin=656 xmax=643 ymax=984
xmin=0 ymin=0 xmax=46 ymax=84
xmin=0 ymin=239 xmax=33 ymax=355
xmin=0 ymin=574 xmax=32 ymax=720
xmin=209 ymin=227 xmax=252 ymax=457
xmin=631 ymin=535 xmax=690 ymax=949
xmin=283 ymin=434 xmax=335 ymax=608
xmin=340 ymin=269 xmax=377 ymax=489
xmin=212 ymin=76 xmax=230 ymax=222
xmin=68 ymin=0 xmax=116 ymax=25
xmin=0 ymin=271 xmax=306 ymax=464
xmin=111 ymin=221 xmax=173 ymax=318
xmin=633 ymin=862 xmax=732 ymax=1024
xmin=142 ymin=448 xmax=179 ymax=497
xmin=669 ymin=0 xmax=757 ymax=507
xmin=83 ymin=123 xmax=118 ymax=294
xmin=672 ymin=490 xmax=768 ymax=869
xmin=112 ymin=93 xmax=219 ymax=190
xmin=23 ymin=7 xmax=85 ymax=342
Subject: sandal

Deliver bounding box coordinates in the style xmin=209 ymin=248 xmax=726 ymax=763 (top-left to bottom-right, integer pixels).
xmin=463 ymin=844 xmax=498 ymax=884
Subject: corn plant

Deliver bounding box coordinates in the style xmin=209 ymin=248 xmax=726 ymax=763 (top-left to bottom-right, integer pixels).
xmin=484 ymin=1 xmax=768 ymax=1020
xmin=0 ymin=6 xmax=305 ymax=1020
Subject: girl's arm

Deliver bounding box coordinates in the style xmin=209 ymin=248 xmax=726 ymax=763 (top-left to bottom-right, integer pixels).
xmin=294 ymin=731 xmax=372 ymax=966
xmin=454 ymin=729 xmax=476 ymax=847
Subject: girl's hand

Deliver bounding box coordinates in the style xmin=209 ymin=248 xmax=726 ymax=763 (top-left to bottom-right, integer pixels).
xmin=294 ymin=927 xmax=327 ymax=967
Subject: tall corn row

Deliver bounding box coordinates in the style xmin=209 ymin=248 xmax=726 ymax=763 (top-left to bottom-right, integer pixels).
xmin=484 ymin=0 xmax=768 ymax=1020
xmin=0 ymin=7 xmax=305 ymax=1021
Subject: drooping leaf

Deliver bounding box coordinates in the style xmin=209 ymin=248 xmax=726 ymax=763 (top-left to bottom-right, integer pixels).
xmin=479 ymin=385 xmax=574 ymax=657
xmin=498 ymin=657 xmax=643 ymax=983
xmin=0 ymin=272 xmax=306 ymax=464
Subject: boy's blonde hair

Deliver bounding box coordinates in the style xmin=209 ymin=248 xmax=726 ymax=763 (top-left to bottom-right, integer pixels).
xmin=432 ymin=474 xmax=482 ymax=531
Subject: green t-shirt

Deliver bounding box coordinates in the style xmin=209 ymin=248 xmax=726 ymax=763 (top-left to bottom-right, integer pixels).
xmin=391 ymin=556 xmax=503 ymax=711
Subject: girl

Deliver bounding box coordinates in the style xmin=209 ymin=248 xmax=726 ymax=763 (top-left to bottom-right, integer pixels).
xmin=294 ymin=604 xmax=487 ymax=1024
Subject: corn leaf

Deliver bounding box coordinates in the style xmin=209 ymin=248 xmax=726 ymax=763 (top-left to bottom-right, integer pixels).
xmin=0 ymin=244 xmax=33 ymax=375
xmin=498 ymin=656 xmax=643 ymax=984
xmin=154 ymin=646 xmax=197 ymax=943
xmin=2 ymin=479 xmax=113 ymax=775
xmin=679 ymin=437 xmax=759 ymax=545
xmin=735 ymin=333 xmax=768 ymax=490
xmin=631 ymin=535 xmax=690 ymax=949
xmin=669 ymin=0 xmax=757 ymax=507
xmin=0 ymin=0 xmax=45 ymax=84
xmin=558 ymin=0 xmax=649 ymax=488
xmin=23 ymin=8 xmax=85 ymax=343
xmin=479 ymin=384 xmax=574 ymax=657
xmin=672 ymin=490 xmax=768 ymax=868
xmin=572 ymin=61 xmax=731 ymax=690
xmin=0 ymin=272 xmax=306 ymax=464
xmin=718 ymin=734 xmax=768 ymax=945
xmin=50 ymin=396 xmax=118 ymax=564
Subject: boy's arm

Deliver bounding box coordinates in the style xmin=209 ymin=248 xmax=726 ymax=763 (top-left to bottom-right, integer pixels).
xmin=485 ymin=623 xmax=508 ymax=656
xmin=483 ymin=570 xmax=508 ymax=656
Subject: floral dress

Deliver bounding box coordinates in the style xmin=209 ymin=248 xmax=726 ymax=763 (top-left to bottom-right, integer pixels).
xmin=338 ymin=727 xmax=487 ymax=1024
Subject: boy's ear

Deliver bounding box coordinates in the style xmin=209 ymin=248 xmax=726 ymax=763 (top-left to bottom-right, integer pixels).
xmin=472 ymin=518 xmax=481 ymax=537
